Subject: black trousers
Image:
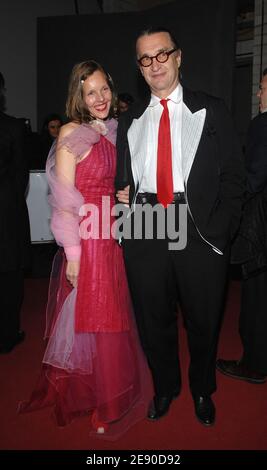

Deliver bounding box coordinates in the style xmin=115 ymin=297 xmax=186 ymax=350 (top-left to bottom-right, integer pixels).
xmin=123 ymin=203 xmax=229 ymax=397
xmin=240 ymin=270 xmax=267 ymax=374
xmin=0 ymin=269 xmax=24 ymax=347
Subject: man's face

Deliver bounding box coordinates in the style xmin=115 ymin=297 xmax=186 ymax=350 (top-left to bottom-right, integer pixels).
xmin=257 ymin=74 xmax=267 ymax=113
xmin=136 ymin=32 xmax=181 ymax=99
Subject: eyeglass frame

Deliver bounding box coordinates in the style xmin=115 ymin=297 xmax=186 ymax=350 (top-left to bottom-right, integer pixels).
xmin=137 ymin=48 xmax=178 ymax=67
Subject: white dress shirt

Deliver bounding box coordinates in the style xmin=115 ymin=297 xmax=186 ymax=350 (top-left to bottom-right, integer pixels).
xmin=138 ymin=84 xmax=184 ymax=193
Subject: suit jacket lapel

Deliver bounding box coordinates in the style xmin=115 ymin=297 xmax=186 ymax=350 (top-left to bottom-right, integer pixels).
xmin=128 ymin=113 xmax=149 ymax=189
xmin=126 ymin=88 xmax=207 ymax=191
xmin=182 ymin=88 xmax=207 ymax=183
xmin=127 ymin=93 xmax=151 ymax=191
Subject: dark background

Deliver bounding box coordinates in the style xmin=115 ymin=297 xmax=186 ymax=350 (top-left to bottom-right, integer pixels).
xmin=37 ymin=0 xmax=237 ymax=128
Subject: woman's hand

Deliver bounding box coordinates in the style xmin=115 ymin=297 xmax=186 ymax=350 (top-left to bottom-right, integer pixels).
xmin=116 ymin=185 xmax=130 ymax=206
xmin=66 ymin=260 xmax=80 ymax=288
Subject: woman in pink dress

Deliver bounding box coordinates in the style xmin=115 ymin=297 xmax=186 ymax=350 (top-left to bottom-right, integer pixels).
xmin=19 ymin=60 xmax=152 ymax=439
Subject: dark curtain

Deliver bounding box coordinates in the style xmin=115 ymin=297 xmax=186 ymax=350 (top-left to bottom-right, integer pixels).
xmin=37 ymin=0 xmax=237 ymax=128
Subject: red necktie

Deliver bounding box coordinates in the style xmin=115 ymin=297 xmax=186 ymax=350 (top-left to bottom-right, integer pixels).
xmin=157 ymin=99 xmax=173 ymax=208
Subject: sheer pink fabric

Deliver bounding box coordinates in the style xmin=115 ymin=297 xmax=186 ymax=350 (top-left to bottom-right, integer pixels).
xmin=45 ymin=119 xmax=117 ymax=260
xmin=44 ymin=120 xmax=118 ymax=337
xmin=18 ymin=120 xmax=153 ymax=440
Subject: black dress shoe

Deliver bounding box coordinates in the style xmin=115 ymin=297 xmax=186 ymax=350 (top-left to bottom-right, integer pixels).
xmin=216 ymin=359 xmax=266 ymax=384
xmin=0 ymin=330 xmax=25 ymax=354
xmin=147 ymin=389 xmax=180 ymax=421
xmin=193 ymin=395 xmax=215 ymax=426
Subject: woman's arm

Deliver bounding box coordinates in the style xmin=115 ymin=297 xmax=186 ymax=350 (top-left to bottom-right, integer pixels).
xmin=56 ymin=123 xmax=77 ymax=183
xmin=56 ymin=123 xmax=80 ymax=288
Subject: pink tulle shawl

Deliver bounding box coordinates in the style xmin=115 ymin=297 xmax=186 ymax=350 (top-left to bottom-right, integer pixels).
xmin=45 ymin=119 xmax=118 ymax=257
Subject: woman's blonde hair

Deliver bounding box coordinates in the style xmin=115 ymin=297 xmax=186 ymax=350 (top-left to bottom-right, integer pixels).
xmin=66 ymin=60 xmax=117 ymax=123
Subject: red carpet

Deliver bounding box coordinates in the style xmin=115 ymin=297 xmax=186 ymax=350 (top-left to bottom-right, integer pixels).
xmin=0 ymin=278 xmax=267 ymax=450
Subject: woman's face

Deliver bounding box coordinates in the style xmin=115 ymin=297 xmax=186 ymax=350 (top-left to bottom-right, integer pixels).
xmin=48 ymin=119 xmax=62 ymax=139
xmin=82 ymin=70 xmax=112 ymax=120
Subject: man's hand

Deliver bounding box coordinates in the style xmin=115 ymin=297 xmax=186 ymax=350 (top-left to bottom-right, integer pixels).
xmin=66 ymin=260 xmax=80 ymax=288
xmin=116 ymin=185 xmax=130 ymax=206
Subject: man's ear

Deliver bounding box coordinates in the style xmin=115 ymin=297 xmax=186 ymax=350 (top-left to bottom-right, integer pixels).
xmin=177 ymin=49 xmax=182 ymax=69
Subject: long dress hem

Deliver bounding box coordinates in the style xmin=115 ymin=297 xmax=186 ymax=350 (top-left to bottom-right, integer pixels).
xmin=18 ymin=127 xmax=153 ymax=440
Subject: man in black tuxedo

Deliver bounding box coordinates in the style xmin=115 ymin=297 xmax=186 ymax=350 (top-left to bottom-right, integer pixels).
xmin=217 ymin=68 xmax=267 ymax=383
xmin=116 ymin=27 xmax=245 ymax=426
xmin=0 ymin=72 xmax=30 ymax=354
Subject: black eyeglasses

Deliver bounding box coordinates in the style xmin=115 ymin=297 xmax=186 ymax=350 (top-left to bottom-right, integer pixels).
xmin=137 ymin=48 xmax=178 ymax=67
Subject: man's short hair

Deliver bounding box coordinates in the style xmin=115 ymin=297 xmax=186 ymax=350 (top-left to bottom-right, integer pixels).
xmin=136 ymin=26 xmax=180 ymax=50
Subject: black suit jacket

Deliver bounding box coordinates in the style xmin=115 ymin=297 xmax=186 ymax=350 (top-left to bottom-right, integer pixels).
xmin=245 ymin=111 xmax=267 ymax=193
xmin=231 ymin=112 xmax=267 ymax=276
xmin=0 ymin=112 xmax=30 ymax=271
xmin=116 ymin=87 xmax=245 ymax=253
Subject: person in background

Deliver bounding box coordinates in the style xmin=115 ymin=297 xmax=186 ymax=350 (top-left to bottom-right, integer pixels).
xmin=116 ymin=26 xmax=245 ymax=426
xmin=29 ymin=113 xmax=62 ymax=170
xmin=19 ymin=60 xmax=151 ymax=438
xmin=39 ymin=113 xmax=63 ymax=168
xmin=0 ymin=71 xmax=31 ymax=354
xmin=117 ymin=92 xmax=134 ymax=114
xmin=216 ymin=68 xmax=267 ymax=384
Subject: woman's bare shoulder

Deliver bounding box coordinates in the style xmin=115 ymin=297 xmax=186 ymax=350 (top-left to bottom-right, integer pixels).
xmin=58 ymin=121 xmax=80 ymax=139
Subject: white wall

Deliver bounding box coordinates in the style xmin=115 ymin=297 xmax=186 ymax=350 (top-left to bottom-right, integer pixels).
xmin=0 ymin=0 xmax=101 ymax=130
